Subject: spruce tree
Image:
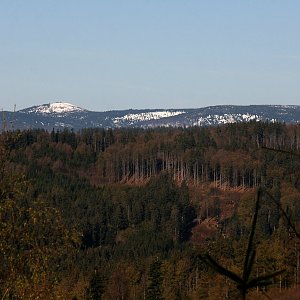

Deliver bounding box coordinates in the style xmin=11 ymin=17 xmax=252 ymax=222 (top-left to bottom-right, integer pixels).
xmin=147 ymin=259 xmax=163 ymax=300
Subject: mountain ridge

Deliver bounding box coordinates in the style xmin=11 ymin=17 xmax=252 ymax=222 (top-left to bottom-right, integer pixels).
xmin=1 ymin=102 xmax=300 ymax=130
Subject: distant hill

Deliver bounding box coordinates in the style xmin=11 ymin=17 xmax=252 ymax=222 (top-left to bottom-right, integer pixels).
xmin=1 ymin=102 xmax=300 ymax=130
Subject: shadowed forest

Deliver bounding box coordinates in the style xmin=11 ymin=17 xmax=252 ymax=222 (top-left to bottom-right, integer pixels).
xmin=1 ymin=121 xmax=300 ymax=299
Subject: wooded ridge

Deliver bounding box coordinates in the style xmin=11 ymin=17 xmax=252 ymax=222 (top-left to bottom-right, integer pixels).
xmin=1 ymin=103 xmax=300 ymax=130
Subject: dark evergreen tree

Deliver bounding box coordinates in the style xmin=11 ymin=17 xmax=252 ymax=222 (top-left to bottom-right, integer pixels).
xmin=87 ymin=269 xmax=105 ymax=300
xmin=147 ymin=260 xmax=163 ymax=300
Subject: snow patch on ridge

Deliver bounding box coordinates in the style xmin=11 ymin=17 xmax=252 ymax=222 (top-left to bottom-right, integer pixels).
xmin=194 ymin=113 xmax=263 ymax=126
xmin=113 ymin=111 xmax=185 ymax=125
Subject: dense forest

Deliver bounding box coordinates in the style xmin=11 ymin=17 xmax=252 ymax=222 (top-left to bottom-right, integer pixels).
xmin=1 ymin=121 xmax=300 ymax=299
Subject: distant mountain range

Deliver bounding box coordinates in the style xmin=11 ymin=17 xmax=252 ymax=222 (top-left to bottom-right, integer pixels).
xmin=1 ymin=102 xmax=300 ymax=131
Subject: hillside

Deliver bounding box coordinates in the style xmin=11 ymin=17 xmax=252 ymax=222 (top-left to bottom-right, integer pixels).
xmin=1 ymin=102 xmax=300 ymax=130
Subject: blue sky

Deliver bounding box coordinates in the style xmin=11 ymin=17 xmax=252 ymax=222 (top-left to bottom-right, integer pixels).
xmin=1 ymin=1 xmax=300 ymax=111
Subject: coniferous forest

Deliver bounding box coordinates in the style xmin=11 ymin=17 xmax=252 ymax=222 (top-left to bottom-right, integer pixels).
xmin=1 ymin=121 xmax=300 ymax=299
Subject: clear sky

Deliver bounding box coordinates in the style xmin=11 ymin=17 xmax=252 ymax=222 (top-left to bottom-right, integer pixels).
xmin=1 ymin=1 xmax=300 ymax=111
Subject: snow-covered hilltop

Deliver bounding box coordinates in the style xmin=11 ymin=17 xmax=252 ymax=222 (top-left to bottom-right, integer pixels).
xmin=22 ymin=102 xmax=86 ymax=115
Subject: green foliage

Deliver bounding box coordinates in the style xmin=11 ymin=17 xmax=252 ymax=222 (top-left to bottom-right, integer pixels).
xmin=202 ymin=189 xmax=285 ymax=299
xmin=0 ymin=138 xmax=80 ymax=299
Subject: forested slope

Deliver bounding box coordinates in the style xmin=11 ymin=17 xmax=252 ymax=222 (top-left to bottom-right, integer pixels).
xmin=1 ymin=122 xmax=300 ymax=299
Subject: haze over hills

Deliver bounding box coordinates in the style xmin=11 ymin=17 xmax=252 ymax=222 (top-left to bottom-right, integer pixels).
xmin=1 ymin=102 xmax=300 ymax=131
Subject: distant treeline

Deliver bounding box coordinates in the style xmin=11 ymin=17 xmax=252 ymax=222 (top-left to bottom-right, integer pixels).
xmin=5 ymin=121 xmax=300 ymax=188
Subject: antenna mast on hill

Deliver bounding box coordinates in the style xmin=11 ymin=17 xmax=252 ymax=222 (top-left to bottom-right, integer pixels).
xmin=10 ymin=104 xmax=16 ymax=130
xmin=1 ymin=108 xmax=7 ymax=132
